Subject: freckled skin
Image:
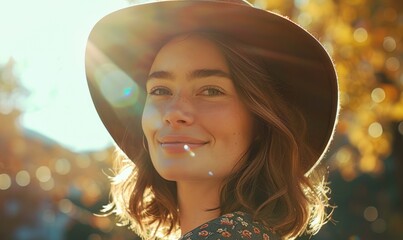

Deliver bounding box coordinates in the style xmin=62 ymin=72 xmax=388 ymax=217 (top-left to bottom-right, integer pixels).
xmin=142 ymin=35 xmax=254 ymax=182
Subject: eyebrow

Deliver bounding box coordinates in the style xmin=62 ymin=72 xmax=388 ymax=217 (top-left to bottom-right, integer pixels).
xmin=147 ymin=70 xmax=174 ymax=80
xmin=147 ymin=69 xmax=231 ymax=81
xmin=189 ymin=69 xmax=231 ymax=79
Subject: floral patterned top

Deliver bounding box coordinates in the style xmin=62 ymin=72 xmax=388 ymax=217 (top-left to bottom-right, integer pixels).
xmin=179 ymin=211 xmax=280 ymax=240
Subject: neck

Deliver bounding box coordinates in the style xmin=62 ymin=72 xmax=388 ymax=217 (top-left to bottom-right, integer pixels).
xmin=177 ymin=181 xmax=222 ymax=235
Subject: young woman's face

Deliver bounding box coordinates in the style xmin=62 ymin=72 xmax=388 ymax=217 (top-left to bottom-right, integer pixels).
xmin=142 ymin=34 xmax=254 ymax=182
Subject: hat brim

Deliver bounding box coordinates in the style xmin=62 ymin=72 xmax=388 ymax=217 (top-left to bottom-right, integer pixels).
xmin=85 ymin=0 xmax=339 ymax=174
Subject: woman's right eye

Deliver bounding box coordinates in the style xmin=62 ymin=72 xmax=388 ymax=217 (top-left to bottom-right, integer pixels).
xmin=149 ymin=87 xmax=171 ymax=96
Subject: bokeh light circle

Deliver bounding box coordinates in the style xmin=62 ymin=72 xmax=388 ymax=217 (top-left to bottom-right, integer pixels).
xmin=368 ymin=122 xmax=383 ymax=138
xmin=363 ymin=206 xmax=378 ymax=222
xmin=371 ymin=88 xmax=386 ymax=103
xmin=58 ymin=198 xmax=74 ymax=214
xmin=55 ymin=158 xmax=71 ymax=175
xmin=353 ymin=27 xmax=368 ymax=43
xmin=36 ymin=166 xmax=52 ymax=182
xmin=371 ymin=218 xmax=386 ymax=233
xmin=39 ymin=177 xmax=55 ymax=191
xmin=398 ymin=122 xmax=403 ymax=135
xmin=16 ymin=170 xmax=30 ymax=187
xmin=0 ymin=173 xmax=12 ymax=190
xmin=383 ymin=37 xmax=396 ymax=52
xmin=385 ymin=57 xmax=400 ymax=71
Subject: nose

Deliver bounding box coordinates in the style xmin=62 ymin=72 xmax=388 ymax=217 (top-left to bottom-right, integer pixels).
xmin=163 ymin=95 xmax=194 ymax=127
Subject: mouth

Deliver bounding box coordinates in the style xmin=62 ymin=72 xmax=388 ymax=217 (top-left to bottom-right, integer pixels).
xmin=157 ymin=136 xmax=209 ymax=154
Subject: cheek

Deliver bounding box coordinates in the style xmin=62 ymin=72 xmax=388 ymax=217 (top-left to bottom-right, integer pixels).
xmin=227 ymin=131 xmax=251 ymax=153
xmin=209 ymin=112 xmax=254 ymax=163
xmin=141 ymin=103 xmax=165 ymax=168
xmin=214 ymin=107 xmax=254 ymax=144
xmin=141 ymin=102 xmax=162 ymax=137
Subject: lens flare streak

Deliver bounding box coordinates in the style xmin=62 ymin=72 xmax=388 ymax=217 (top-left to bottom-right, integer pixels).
xmin=183 ymin=144 xmax=196 ymax=157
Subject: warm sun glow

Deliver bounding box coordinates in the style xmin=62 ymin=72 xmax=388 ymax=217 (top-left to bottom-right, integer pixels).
xmin=0 ymin=0 xmax=130 ymax=152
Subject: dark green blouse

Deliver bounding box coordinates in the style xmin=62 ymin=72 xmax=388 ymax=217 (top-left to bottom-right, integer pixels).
xmin=179 ymin=211 xmax=280 ymax=239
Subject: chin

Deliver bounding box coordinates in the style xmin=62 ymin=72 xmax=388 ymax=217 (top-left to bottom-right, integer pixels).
xmin=155 ymin=168 xmax=213 ymax=182
xmin=154 ymin=165 xmax=186 ymax=181
xmin=157 ymin=170 xmax=179 ymax=181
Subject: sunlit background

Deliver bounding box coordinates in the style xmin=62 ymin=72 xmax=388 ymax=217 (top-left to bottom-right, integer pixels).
xmin=0 ymin=0 xmax=130 ymax=152
xmin=0 ymin=0 xmax=402 ymax=239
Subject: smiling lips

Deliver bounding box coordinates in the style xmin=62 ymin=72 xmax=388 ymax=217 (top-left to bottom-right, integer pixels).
xmin=158 ymin=136 xmax=208 ymax=154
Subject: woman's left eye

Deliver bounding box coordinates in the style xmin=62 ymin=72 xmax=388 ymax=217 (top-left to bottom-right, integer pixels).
xmin=199 ymin=87 xmax=225 ymax=96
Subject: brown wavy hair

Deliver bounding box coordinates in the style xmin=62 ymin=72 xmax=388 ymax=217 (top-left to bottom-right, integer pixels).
xmin=102 ymin=32 xmax=332 ymax=239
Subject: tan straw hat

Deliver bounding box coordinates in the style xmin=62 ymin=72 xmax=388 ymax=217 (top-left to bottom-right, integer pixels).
xmin=85 ymin=0 xmax=339 ymax=173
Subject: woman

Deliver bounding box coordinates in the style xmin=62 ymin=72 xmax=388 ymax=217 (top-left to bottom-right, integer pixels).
xmin=85 ymin=0 xmax=339 ymax=239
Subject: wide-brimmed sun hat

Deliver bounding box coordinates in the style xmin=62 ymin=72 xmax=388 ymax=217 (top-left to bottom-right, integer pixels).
xmin=85 ymin=0 xmax=339 ymax=174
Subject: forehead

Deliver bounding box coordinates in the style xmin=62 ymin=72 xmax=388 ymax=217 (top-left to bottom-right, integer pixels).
xmin=149 ymin=33 xmax=230 ymax=72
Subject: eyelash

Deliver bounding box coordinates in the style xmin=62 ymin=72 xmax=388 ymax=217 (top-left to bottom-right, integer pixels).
xmin=198 ymin=86 xmax=225 ymax=96
xmin=147 ymin=86 xmax=225 ymax=96
xmin=149 ymin=86 xmax=171 ymax=96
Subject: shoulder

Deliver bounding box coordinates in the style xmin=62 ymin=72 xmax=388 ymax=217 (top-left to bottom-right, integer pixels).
xmin=180 ymin=211 xmax=280 ymax=240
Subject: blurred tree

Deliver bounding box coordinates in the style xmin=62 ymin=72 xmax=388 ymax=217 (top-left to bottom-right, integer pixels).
xmin=253 ymin=0 xmax=403 ymax=239
xmin=248 ymin=0 xmax=403 ymax=239
xmin=251 ymin=0 xmax=403 ymax=179
xmin=1 ymin=0 xmax=402 ymax=239
xmin=125 ymin=0 xmax=403 ymax=239
xmin=0 ymin=59 xmax=135 ymax=240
